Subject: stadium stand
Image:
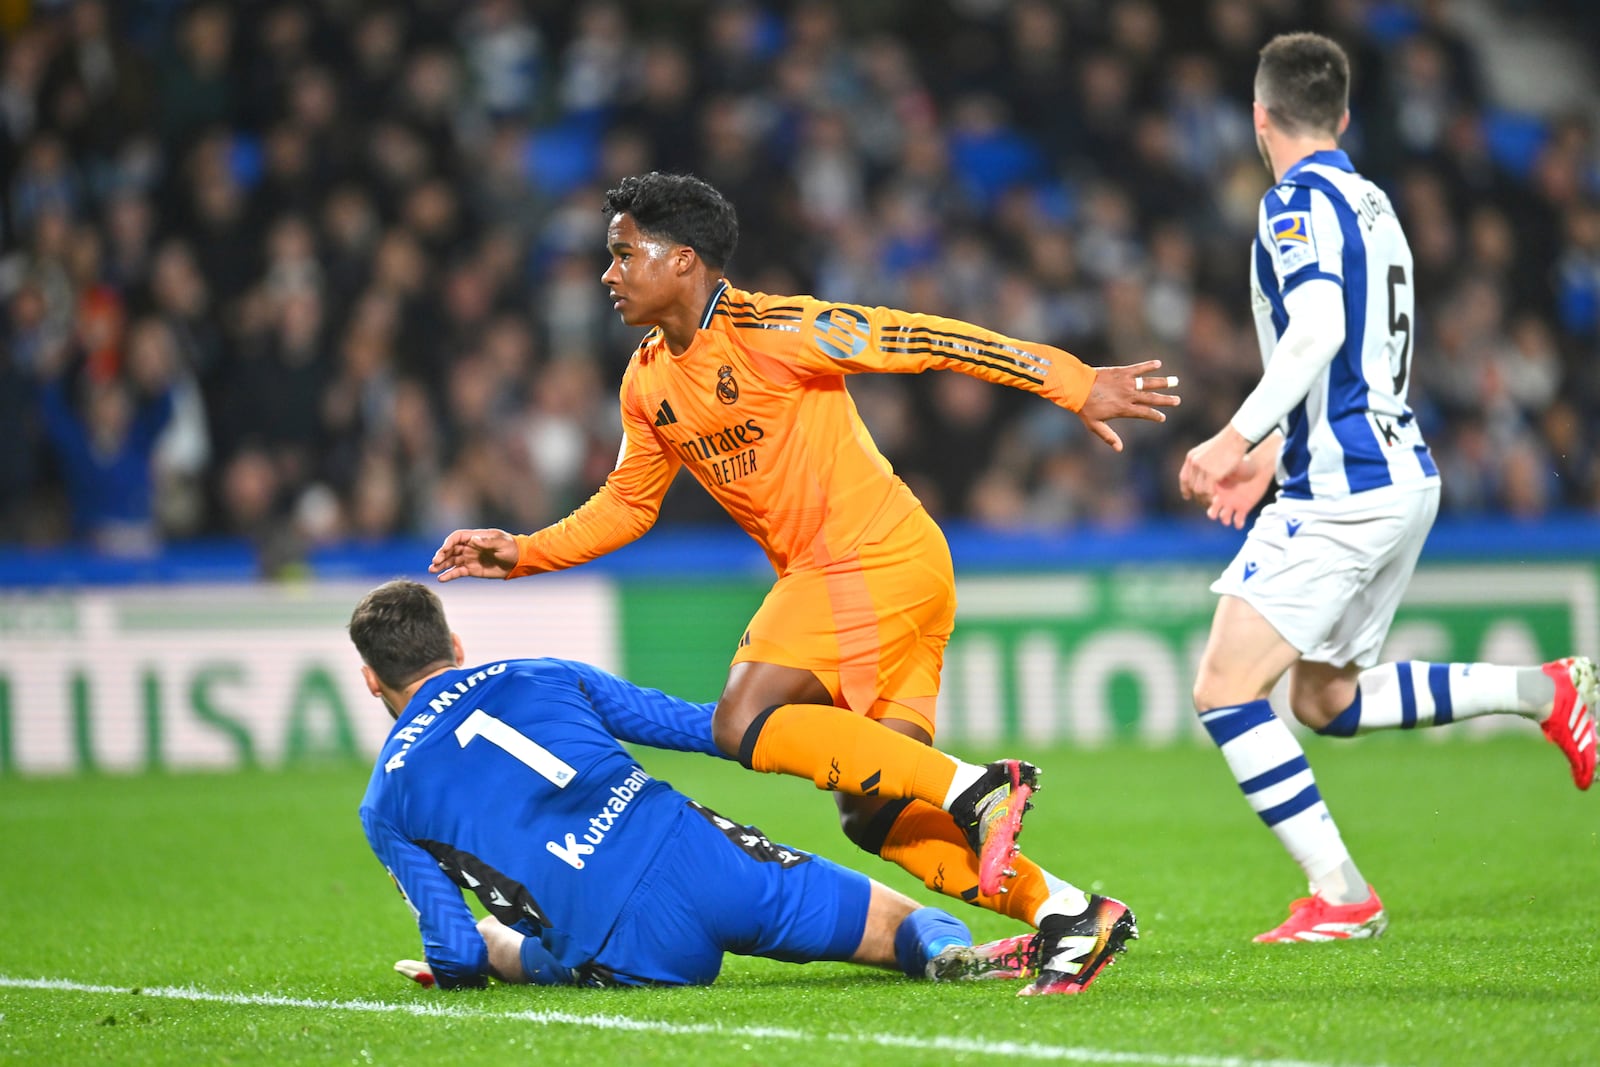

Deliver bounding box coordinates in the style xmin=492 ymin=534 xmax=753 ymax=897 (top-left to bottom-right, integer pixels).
xmin=1 ymin=0 xmax=1596 ymax=571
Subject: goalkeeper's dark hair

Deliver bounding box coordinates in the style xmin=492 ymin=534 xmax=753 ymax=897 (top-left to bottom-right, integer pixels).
xmin=348 ymin=579 xmax=456 ymax=690
xmin=1255 ymin=32 xmax=1350 ymax=138
xmin=603 ymin=172 xmax=739 ymax=270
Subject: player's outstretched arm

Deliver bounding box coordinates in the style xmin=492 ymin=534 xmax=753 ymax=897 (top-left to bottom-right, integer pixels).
xmin=442 ymin=397 xmax=681 ymax=581
xmin=430 ymin=528 xmax=519 ymax=582
xmin=1076 ymin=360 xmax=1181 ymax=452
xmin=563 ymin=660 xmax=727 ymax=759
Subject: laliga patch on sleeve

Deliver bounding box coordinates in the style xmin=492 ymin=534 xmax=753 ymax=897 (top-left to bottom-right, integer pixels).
xmin=1270 ymin=211 xmax=1318 ymax=273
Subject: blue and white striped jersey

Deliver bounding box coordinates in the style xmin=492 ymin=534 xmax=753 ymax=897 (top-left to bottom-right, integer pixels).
xmin=1250 ymin=149 xmax=1439 ymax=499
xmin=358 ymin=658 xmax=721 ymax=988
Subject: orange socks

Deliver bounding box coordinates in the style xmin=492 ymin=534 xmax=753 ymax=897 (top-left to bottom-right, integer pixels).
xmin=879 ymin=799 xmax=1050 ymax=924
xmin=743 ymin=702 xmax=958 ymax=806
xmin=743 ymin=705 xmax=1056 ymax=926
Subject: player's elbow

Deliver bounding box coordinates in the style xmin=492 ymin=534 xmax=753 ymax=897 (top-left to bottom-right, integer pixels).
xmin=624 ymin=505 xmax=660 ymax=539
xmin=599 ymin=485 xmax=662 ymax=541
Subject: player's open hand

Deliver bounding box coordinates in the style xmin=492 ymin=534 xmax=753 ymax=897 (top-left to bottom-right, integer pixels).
xmin=1077 ymin=360 xmax=1181 ymax=451
xmin=1204 ymin=454 xmax=1276 ymax=528
xmin=430 ymin=528 xmax=518 ymax=582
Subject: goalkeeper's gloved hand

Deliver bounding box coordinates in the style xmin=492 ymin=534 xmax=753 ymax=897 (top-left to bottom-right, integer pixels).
xmin=394 ymin=959 xmax=435 ymax=988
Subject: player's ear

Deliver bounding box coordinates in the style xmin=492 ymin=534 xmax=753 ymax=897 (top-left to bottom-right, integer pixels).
xmin=451 ymin=632 xmax=465 ymax=667
xmin=673 ymin=243 xmax=699 ymax=277
xmin=361 ymin=664 xmax=383 ymax=700
xmin=1337 ymin=109 xmax=1350 ymax=136
xmin=1252 ymin=101 xmax=1270 ymax=136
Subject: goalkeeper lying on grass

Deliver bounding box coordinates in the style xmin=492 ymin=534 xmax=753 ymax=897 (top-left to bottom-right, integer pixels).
xmin=348 ymin=580 xmax=1044 ymax=991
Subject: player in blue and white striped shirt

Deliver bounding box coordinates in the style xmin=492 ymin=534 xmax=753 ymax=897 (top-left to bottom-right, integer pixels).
xmin=1180 ymin=32 xmax=1596 ymax=943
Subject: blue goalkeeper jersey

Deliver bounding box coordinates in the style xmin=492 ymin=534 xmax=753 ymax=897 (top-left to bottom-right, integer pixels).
xmin=358 ymin=658 xmax=721 ymax=989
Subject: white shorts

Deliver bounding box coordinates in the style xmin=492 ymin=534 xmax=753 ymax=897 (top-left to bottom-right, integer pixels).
xmin=1211 ymin=481 xmax=1441 ymax=669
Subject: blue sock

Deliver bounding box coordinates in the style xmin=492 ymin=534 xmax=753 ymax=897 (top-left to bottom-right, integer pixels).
xmin=1318 ymin=690 xmax=1362 ymax=736
xmin=519 ymin=936 xmax=576 ymax=985
xmin=893 ymin=907 xmax=970 ymax=979
xmin=1315 ymin=662 xmax=1533 ymax=735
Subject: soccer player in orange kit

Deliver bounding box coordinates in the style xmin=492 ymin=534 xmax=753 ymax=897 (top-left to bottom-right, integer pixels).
xmin=431 ymin=172 xmax=1179 ymax=995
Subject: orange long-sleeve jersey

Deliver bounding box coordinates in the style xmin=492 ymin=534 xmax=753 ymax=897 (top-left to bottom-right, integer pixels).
xmin=509 ymin=282 xmax=1098 ymax=578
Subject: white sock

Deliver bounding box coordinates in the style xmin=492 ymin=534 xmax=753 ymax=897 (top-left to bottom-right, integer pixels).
xmin=1201 ymin=700 xmax=1364 ymax=901
xmin=941 ymin=762 xmax=985 ymax=809
xmin=1318 ymin=858 xmax=1369 ymax=904
xmin=1033 ymin=875 xmax=1090 ymax=923
xmin=1318 ymin=662 xmax=1551 ymax=736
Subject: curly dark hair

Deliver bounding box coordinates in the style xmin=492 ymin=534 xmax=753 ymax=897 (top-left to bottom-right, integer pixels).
xmin=348 ymin=579 xmax=456 ymax=691
xmin=1255 ymin=32 xmax=1350 ymax=138
xmin=603 ymin=172 xmax=739 ymax=270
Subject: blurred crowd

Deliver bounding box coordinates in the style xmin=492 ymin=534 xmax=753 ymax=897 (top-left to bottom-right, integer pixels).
xmin=1 ymin=0 xmax=1598 ymax=566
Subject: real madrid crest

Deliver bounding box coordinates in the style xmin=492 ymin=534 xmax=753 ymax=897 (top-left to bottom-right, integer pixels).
xmin=716 ymin=364 xmax=739 ymax=404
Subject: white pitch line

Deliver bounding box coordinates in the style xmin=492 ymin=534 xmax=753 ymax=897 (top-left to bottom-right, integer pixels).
xmin=0 ymin=974 xmax=1385 ymax=1067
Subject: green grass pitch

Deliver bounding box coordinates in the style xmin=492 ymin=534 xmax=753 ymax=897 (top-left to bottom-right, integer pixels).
xmin=2 ymin=734 xmax=1595 ymax=1066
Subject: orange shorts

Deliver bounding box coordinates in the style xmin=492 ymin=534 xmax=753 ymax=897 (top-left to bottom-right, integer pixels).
xmin=731 ymin=508 xmax=956 ymax=738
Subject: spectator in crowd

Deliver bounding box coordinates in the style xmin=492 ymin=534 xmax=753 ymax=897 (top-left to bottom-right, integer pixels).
xmin=0 ymin=0 xmax=1596 ymax=562
xmin=35 ymin=324 xmax=175 ymax=555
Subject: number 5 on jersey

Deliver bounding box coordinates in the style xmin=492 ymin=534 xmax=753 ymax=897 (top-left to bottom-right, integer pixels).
xmin=1386 ymin=264 xmax=1412 ymax=394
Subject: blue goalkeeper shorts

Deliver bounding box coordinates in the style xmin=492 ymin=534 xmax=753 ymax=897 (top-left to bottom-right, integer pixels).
xmin=591 ymin=800 xmax=871 ymax=986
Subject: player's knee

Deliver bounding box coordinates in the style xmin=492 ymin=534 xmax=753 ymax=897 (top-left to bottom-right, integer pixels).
xmin=1286 ymin=677 xmax=1349 ymax=731
xmin=1192 ymin=673 xmax=1226 ymax=714
xmin=709 ymin=701 xmax=748 ymax=758
xmin=715 ymin=701 xmax=779 ymax=767
xmin=714 ymin=661 xmax=829 ymax=760
xmin=839 ymin=798 xmax=912 ymax=855
xmin=1290 ymin=697 xmax=1343 ymax=732
xmin=1308 ymin=703 xmax=1358 ymax=735
xmin=1193 ymin=664 xmax=1265 ymax=713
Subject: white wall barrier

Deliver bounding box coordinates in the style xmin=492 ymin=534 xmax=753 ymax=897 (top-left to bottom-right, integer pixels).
xmin=2 ymin=564 xmax=1594 ymax=774
xmin=0 ymin=578 xmax=617 ymax=775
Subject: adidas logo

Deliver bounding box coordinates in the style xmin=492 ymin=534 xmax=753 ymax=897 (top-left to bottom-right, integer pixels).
xmin=654 ymin=400 xmax=679 ymax=427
